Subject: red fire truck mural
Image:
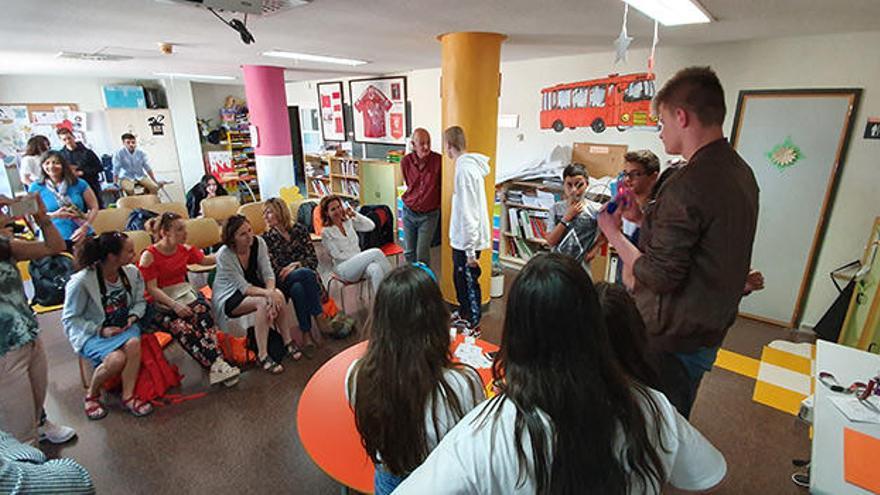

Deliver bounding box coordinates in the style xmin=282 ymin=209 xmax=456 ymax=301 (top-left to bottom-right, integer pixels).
xmin=540 ymin=72 xmax=658 ymax=133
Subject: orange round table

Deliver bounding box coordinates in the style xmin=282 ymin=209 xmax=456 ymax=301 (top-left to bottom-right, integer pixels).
xmin=297 ymin=335 xmax=499 ymax=493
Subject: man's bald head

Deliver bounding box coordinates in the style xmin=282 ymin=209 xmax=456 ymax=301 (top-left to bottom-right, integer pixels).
xmin=411 ymin=128 xmax=432 ymax=159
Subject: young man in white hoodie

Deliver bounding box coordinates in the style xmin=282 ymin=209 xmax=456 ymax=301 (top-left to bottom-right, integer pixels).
xmin=444 ymin=126 xmax=491 ymax=333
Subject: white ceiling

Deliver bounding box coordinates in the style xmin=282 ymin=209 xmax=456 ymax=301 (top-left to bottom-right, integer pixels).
xmin=2 ymin=0 xmax=879 ymax=83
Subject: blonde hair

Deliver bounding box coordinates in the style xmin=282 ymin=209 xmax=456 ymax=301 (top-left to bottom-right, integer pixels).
xmin=262 ymin=197 xmax=292 ymax=230
xmin=443 ymin=126 xmax=466 ymax=152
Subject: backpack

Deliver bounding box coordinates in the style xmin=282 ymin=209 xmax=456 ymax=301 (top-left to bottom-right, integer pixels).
xmin=357 ymin=204 xmax=395 ymax=251
xmin=29 ymin=254 xmax=74 ymax=306
xmin=125 ymin=208 xmax=158 ymax=232
xmin=133 ymin=333 xmax=183 ymax=403
xmin=216 ymin=331 xmax=256 ymax=366
xmin=297 ymin=201 xmax=318 ymax=233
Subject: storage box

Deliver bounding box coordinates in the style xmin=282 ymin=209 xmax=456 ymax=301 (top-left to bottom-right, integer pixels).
xmin=572 ymin=142 xmax=628 ymax=178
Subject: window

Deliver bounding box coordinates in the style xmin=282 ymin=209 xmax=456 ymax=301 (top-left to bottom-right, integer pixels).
xmin=572 ymin=87 xmax=588 ymax=108
xmin=543 ymin=92 xmax=548 ymax=111
xmin=589 ymin=85 xmax=607 ymax=107
xmin=557 ymin=89 xmax=571 ymax=109
xmin=623 ymin=80 xmax=655 ymax=102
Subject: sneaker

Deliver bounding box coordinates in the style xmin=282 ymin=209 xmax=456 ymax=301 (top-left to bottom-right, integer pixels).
xmin=210 ymin=359 xmax=241 ymax=386
xmin=38 ymin=420 xmax=77 ymax=444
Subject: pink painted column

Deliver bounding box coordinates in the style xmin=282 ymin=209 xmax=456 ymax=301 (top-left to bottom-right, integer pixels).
xmin=242 ymin=65 xmax=294 ymax=199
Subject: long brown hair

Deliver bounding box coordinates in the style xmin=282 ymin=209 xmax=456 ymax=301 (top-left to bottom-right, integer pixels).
xmin=482 ymin=254 xmax=666 ymax=494
xmin=262 ymin=197 xmax=291 ymax=230
xmin=25 ymin=135 xmax=50 ymax=157
xmin=145 ymin=212 xmax=182 ymax=243
xmin=39 ymin=150 xmax=78 ymax=186
xmin=350 ymin=265 xmax=482 ymax=476
xmin=318 ymin=195 xmax=342 ymax=227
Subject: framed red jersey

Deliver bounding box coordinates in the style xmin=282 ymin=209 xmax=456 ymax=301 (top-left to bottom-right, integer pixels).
xmin=349 ymin=76 xmax=408 ymax=145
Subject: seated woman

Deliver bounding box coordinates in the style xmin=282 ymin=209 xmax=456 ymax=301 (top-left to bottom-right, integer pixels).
xmin=28 ymin=151 xmax=98 ymax=251
xmin=185 ymin=174 xmax=228 ymax=218
xmin=346 ymin=265 xmax=485 ymax=494
xmin=212 ymin=215 xmax=300 ymax=374
xmin=396 ymin=254 xmax=726 ymax=494
xmin=261 ymin=198 xmax=330 ymax=348
xmin=62 ymin=232 xmax=153 ymax=419
xmin=139 ymin=212 xmax=240 ymax=386
xmin=319 ymin=195 xmax=391 ymax=293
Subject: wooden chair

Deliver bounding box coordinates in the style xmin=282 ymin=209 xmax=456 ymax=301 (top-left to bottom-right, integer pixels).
xmin=380 ymin=242 xmax=405 ymax=266
xmin=125 ymin=230 xmax=153 ymax=261
xmin=184 ymin=217 xmax=221 ymax=274
xmin=237 ymin=201 xmax=267 ymax=235
xmin=92 ymin=207 xmax=133 ymax=235
xmin=145 ymin=202 xmax=189 ymax=219
xmin=117 ymin=194 xmax=160 ymax=210
xmin=201 ymin=196 xmax=241 ymax=223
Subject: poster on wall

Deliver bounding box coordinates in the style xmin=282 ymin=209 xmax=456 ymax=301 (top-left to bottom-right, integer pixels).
xmin=0 ymin=105 xmax=31 ymax=161
xmin=207 ymin=150 xmax=236 ymax=183
xmin=540 ymin=72 xmax=658 ymax=133
xmin=349 ymin=76 xmax=407 ymax=145
xmin=317 ymin=81 xmax=346 ymax=142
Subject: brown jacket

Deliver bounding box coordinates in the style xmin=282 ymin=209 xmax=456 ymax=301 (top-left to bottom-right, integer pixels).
xmin=633 ymin=138 xmax=759 ymax=354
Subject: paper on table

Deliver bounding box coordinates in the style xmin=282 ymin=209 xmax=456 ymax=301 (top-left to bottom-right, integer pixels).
xmin=844 ymin=428 xmax=880 ymax=493
xmin=454 ymin=342 xmax=492 ymax=369
xmin=829 ymin=395 xmax=880 ymax=424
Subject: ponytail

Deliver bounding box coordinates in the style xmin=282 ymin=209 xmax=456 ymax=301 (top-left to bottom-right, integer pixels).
xmin=76 ymin=232 xmax=128 ymax=271
xmin=146 ymin=212 xmax=182 ymax=243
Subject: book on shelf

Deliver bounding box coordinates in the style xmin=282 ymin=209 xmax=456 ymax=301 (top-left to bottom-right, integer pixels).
xmin=340 ymin=159 xmax=359 ymax=176
xmin=311 ymin=179 xmax=330 ymax=196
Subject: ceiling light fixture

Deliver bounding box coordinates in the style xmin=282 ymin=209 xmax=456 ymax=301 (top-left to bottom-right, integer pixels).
xmin=154 ymin=72 xmax=236 ymax=81
xmin=621 ymin=0 xmax=711 ymax=26
xmin=262 ymin=50 xmax=368 ymax=66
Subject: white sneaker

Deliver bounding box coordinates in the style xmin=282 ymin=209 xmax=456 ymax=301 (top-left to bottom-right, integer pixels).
xmin=210 ymin=359 xmax=241 ymax=386
xmin=38 ymin=420 xmax=76 ymax=444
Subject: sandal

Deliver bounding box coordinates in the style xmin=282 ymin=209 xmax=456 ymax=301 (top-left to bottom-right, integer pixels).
xmin=122 ymin=397 xmax=154 ymax=417
xmin=84 ymin=395 xmax=107 ymax=421
xmin=259 ymin=355 xmax=284 ymax=374
xmin=285 ymin=342 xmax=303 ymax=361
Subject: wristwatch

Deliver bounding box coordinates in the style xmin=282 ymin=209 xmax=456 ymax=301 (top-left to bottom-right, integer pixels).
xmin=560 ymin=219 xmax=571 ymax=230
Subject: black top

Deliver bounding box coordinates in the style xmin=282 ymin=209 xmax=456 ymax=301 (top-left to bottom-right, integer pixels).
xmin=241 ymin=239 xmax=264 ymax=287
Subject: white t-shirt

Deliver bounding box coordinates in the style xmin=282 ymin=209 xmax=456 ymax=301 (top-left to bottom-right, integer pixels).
xmin=345 ymin=359 xmax=485 ymax=457
xmin=19 ymin=155 xmax=42 ymax=185
xmin=395 ymin=387 xmax=726 ymax=494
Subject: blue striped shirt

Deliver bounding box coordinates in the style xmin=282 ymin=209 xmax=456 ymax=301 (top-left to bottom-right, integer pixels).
xmin=0 ymin=431 xmax=94 ymax=494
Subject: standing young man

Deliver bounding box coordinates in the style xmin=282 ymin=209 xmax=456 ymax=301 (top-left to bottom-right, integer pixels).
xmin=444 ymin=126 xmax=491 ymax=334
xmin=57 ymin=128 xmax=104 ymax=208
xmin=598 ymin=66 xmax=759 ymax=418
xmin=401 ymin=128 xmax=442 ymax=264
xmin=112 ymin=133 xmax=160 ymax=196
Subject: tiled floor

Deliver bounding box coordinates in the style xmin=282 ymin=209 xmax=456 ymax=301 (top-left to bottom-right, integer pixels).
xmin=34 ymin=249 xmax=812 ymax=494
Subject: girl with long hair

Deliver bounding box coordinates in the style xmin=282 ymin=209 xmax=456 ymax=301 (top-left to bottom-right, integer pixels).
xmin=396 ymin=254 xmax=726 ymax=494
xmin=62 ymin=232 xmax=153 ymax=419
xmin=19 ymin=135 xmax=50 ymax=187
xmin=212 ymin=215 xmax=300 ymax=374
xmin=28 ymin=150 xmax=99 ymax=250
xmin=319 ymin=195 xmax=391 ymax=293
xmin=140 ymin=212 xmax=240 ymax=386
xmin=346 ymin=265 xmax=484 ymax=494
xmin=261 ymin=198 xmax=330 ymax=348
xmin=186 ymin=174 xmax=227 ymax=218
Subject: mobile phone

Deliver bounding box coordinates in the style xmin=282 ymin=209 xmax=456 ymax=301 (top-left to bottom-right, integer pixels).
xmin=8 ymin=196 xmax=38 ymax=218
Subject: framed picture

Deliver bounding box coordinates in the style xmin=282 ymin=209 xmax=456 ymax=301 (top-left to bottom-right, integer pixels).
xmin=317 ymin=81 xmax=346 ymax=142
xmin=349 ymin=76 xmax=408 ymax=145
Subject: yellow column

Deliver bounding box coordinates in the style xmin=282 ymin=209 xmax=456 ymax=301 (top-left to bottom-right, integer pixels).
xmin=438 ymin=32 xmax=505 ymax=305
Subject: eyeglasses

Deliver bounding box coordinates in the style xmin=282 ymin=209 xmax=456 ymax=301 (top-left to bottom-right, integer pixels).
xmin=621 ymin=170 xmax=648 ymax=179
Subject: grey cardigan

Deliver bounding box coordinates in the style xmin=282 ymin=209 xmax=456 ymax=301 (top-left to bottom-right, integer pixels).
xmin=62 ymin=264 xmax=147 ymax=353
xmin=212 ymin=236 xmax=275 ymax=329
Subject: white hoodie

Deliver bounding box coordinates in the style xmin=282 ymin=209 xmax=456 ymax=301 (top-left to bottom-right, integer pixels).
xmin=450 ymin=152 xmax=492 ymax=258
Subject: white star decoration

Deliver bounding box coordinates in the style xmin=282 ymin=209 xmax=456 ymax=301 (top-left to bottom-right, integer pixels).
xmin=614 ymin=3 xmax=634 ymax=64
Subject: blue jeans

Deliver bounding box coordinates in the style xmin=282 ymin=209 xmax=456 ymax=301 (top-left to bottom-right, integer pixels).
xmin=402 ymin=205 xmax=440 ymax=264
xmin=278 ymin=268 xmax=323 ymax=333
xmin=374 ymin=464 xmax=406 ymax=495
xmin=452 ymin=249 xmax=482 ymax=328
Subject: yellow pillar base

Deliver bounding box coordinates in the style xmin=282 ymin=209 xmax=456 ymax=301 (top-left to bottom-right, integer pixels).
xmin=438 ymin=32 xmax=506 ymax=306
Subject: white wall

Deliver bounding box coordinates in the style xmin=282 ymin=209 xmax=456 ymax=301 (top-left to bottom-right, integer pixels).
xmin=161 ymin=78 xmax=204 ymax=191
xmin=191 ymin=82 xmax=247 ymax=124
xmin=286 ymin=30 xmax=880 ymax=328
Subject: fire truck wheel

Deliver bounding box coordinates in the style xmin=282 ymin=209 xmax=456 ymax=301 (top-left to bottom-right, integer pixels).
xmin=552 ymin=120 xmax=564 ymax=132
xmin=591 ymin=118 xmax=606 ymax=133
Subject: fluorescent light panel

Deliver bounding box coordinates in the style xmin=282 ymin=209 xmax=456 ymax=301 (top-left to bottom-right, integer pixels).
xmin=262 ymin=50 xmax=368 ymax=66
xmin=622 ymin=0 xmax=711 ymax=26
xmin=154 ymin=72 xmax=236 ymax=81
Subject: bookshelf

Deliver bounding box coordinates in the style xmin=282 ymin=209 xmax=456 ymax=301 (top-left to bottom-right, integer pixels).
xmin=220 ymin=104 xmax=259 ymax=203
xmin=304 ymin=154 xmax=402 ymax=223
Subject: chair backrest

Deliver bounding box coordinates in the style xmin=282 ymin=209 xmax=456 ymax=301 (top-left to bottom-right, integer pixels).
xmin=92 ymin=207 xmax=133 ymax=235
xmin=237 ymin=202 xmax=266 ymax=235
xmin=201 ymin=195 xmax=241 ymax=223
xmin=117 ymin=194 xmax=161 ymax=210
xmin=145 ymin=202 xmax=189 ymax=219
xmin=184 ymin=217 xmax=221 ymax=250
xmin=124 ymin=230 xmax=153 ymax=262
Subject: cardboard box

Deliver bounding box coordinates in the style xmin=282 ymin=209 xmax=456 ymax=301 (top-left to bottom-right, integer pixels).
xmin=572 ymin=142 xmax=628 ymax=178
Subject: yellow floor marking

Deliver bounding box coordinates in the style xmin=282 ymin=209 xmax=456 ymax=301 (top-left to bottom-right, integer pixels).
xmin=714 ymin=349 xmax=760 ymax=379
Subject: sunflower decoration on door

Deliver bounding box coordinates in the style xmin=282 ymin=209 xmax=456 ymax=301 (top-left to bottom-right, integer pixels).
xmin=767 ymin=136 xmax=804 ymax=171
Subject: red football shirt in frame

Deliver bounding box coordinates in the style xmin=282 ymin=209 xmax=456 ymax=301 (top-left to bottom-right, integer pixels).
xmin=354 ymin=85 xmax=393 ymax=138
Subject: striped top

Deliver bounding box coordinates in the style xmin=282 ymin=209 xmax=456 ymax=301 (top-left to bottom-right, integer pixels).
xmin=0 ymin=430 xmax=94 ymax=494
